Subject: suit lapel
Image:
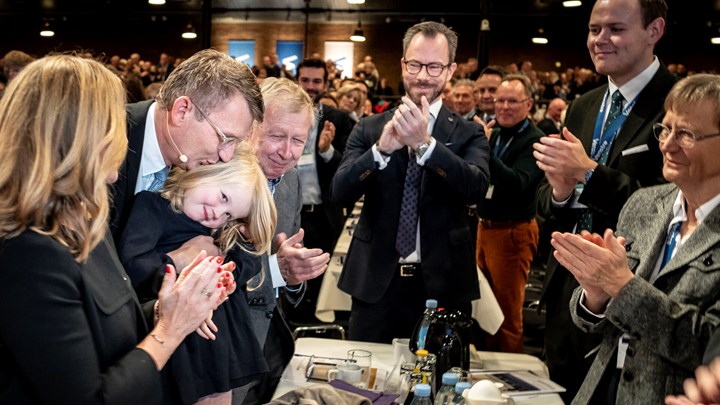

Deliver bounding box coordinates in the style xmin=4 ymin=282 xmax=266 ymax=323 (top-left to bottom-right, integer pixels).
xmin=660 ymin=200 xmax=720 ymax=278
xmin=630 ymin=188 xmax=675 ymax=280
xmin=431 ymin=106 xmax=458 ymax=145
xmin=578 ymin=89 xmax=606 ymax=154
xmin=608 ymin=66 xmax=675 ymax=165
xmin=125 ymin=100 xmax=153 ymax=194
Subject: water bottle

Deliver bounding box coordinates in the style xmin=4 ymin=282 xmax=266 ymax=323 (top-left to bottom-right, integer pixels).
xmin=404 ymin=350 xmax=431 ymax=405
xmin=412 ymin=299 xmax=438 ymax=351
xmin=450 ymin=381 xmax=472 ymax=404
xmin=410 ymin=383 xmax=433 ymax=405
xmin=433 ymin=372 xmax=460 ymax=405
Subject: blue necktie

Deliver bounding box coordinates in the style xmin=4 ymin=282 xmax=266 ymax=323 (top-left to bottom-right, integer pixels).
xmin=147 ymin=167 xmax=168 ymax=192
xmin=395 ymin=149 xmax=421 ymax=258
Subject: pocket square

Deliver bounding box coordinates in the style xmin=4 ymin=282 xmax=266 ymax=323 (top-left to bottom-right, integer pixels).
xmin=621 ymin=144 xmax=649 ymax=156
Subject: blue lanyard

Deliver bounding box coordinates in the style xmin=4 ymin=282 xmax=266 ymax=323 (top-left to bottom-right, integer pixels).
xmin=590 ymin=90 xmax=637 ymax=164
xmin=493 ymin=119 xmax=528 ymax=159
xmin=660 ymin=221 xmax=682 ymax=271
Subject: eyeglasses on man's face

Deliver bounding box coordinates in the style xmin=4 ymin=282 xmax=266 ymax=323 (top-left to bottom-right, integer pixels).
xmin=653 ymin=122 xmax=720 ymax=149
xmin=189 ymin=99 xmax=238 ymax=150
xmin=493 ymin=98 xmax=530 ymax=107
xmin=402 ymin=59 xmax=451 ymax=77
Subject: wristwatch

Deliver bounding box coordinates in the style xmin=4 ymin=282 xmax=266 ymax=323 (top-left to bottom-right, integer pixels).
xmin=415 ymin=140 xmax=431 ymax=159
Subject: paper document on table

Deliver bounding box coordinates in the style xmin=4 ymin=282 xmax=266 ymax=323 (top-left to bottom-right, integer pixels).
xmin=472 ymin=266 xmax=504 ymax=334
xmin=469 ymin=370 xmax=566 ymax=397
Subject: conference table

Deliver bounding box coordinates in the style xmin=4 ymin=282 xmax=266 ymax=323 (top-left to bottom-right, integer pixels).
xmin=274 ymin=337 xmax=564 ymax=404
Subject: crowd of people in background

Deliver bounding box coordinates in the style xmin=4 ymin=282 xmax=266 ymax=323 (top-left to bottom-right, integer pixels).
xmin=0 ymin=47 xmax=705 ymax=130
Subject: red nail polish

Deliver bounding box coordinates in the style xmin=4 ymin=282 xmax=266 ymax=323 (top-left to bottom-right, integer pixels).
xmin=217 ymin=267 xmax=222 ymax=273
xmin=165 ymin=265 xmax=172 ymax=274
xmin=216 ymin=257 xmax=223 ymax=264
xmin=208 ymin=257 xmax=214 ymax=262
xmin=217 ymin=283 xmax=222 ymax=288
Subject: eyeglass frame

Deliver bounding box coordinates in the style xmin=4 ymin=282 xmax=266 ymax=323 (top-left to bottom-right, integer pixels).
xmin=189 ymin=99 xmax=238 ymax=150
xmin=401 ymin=59 xmax=452 ymax=77
xmin=493 ymin=97 xmax=531 ymax=107
xmin=652 ymin=122 xmax=720 ymax=149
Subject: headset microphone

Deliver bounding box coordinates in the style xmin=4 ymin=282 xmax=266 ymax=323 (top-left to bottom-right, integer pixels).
xmin=166 ymin=111 xmax=188 ymax=164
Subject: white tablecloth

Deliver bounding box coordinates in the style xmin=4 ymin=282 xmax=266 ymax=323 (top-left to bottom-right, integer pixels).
xmin=274 ymin=338 xmax=564 ymax=405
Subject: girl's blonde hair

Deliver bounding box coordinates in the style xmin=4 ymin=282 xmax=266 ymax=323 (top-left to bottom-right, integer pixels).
xmin=162 ymin=142 xmax=276 ymax=255
xmin=0 ymin=54 xmax=128 ymax=262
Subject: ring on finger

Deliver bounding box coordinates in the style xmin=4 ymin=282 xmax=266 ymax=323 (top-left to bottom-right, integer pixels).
xmin=200 ymin=286 xmax=211 ymax=297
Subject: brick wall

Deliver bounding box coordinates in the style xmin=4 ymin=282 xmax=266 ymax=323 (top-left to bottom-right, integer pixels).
xmin=212 ymin=20 xmax=409 ymax=93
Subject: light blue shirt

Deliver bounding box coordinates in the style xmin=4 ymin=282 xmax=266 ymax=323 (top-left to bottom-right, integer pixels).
xmin=135 ymin=102 xmax=168 ymax=194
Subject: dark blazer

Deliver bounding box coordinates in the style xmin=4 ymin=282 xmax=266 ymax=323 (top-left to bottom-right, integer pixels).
xmin=110 ymin=100 xmax=155 ymax=244
xmin=312 ymin=104 xmax=356 ymax=236
xmin=570 ymin=184 xmax=720 ymax=405
xmin=536 ymin=117 xmax=560 ymax=136
xmin=0 ymin=230 xmax=163 ymax=405
xmin=478 ymin=119 xmax=545 ymax=221
xmin=118 ymin=191 xmax=209 ymax=301
xmin=538 ymin=63 xmax=677 ymax=401
xmin=330 ymin=105 xmax=490 ymax=305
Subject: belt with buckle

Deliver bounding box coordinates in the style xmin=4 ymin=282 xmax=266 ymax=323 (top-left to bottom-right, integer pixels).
xmin=303 ymin=204 xmax=320 ymax=213
xmin=466 ymin=205 xmax=477 ymax=217
xmin=478 ymin=218 xmax=531 ymax=229
xmin=398 ymin=263 xmax=421 ymax=277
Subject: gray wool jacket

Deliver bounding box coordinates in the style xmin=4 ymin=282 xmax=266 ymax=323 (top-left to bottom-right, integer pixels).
xmin=570 ymin=183 xmax=720 ymax=404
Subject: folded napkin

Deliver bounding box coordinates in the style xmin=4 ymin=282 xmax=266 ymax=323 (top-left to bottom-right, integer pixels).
xmin=329 ymin=380 xmax=399 ymax=405
xmin=268 ymin=383 xmax=372 ymax=405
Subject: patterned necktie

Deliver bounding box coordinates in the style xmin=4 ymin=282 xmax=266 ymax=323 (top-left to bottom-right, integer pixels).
xmin=577 ymin=90 xmax=624 ymax=232
xmin=395 ymin=149 xmax=422 ymax=258
xmin=602 ymin=90 xmax=624 ymax=138
xmin=147 ymin=167 xmax=168 ymax=192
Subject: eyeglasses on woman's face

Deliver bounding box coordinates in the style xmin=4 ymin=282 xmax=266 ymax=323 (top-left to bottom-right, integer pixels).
xmin=653 ymin=122 xmax=720 ymax=149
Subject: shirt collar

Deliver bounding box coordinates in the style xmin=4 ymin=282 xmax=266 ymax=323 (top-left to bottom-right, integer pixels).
xmin=672 ymin=189 xmax=720 ymax=226
xmin=140 ymin=102 xmax=167 ymax=177
xmin=428 ymin=97 xmax=442 ymax=120
xmin=608 ymin=56 xmax=660 ymax=104
xmin=267 ymin=176 xmax=284 ymax=195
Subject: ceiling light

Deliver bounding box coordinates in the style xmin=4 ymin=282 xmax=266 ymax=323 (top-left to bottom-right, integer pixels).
xmin=148 ymin=0 xmax=166 ymax=4
xmin=563 ymin=1 xmax=582 ymax=7
xmin=712 ymin=37 xmax=720 ymax=44
xmin=347 ymin=0 xmax=366 ymax=4
xmin=182 ymin=23 xmax=197 ymax=39
xmin=532 ymin=37 xmax=548 ymax=44
xmin=40 ymin=21 xmax=54 ymax=37
xmin=350 ymin=21 xmax=366 ymax=42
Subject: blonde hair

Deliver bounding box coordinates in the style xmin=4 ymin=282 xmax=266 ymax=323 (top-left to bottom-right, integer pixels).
xmin=0 ymin=54 xmax=128 ymax=262
xmin=336 ymin=83 xmax=364 ymax=111
xmin=259 ymin=77 xmax=318 ymax=131
xmin=161 ymin=142 xmax=276 ymax=255
xmin=156 ymin=49 xmax=264 ymax=124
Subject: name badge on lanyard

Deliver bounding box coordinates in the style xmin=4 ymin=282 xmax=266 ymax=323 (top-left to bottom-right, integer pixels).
xmin=590 ymin=90 xmax=637 ymax=165
xmin=486 ymin=120 xmax=527 ymax=200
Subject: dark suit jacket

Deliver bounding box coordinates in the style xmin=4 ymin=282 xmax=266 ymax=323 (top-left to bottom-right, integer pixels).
xmin=312 ymin=104 xmax=356 ymax=236
xmin=0 ymin=230 xmax=162 ymax=405
xmin=330 ymin=105 xmax=490 ymax=305
xmin=537 ymin=63 xmax=677 ymax=401
xmin=110 ymin=99 xmax=155 ymax=245
xmin=536 ymin=117 xmax=560 ymax=136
